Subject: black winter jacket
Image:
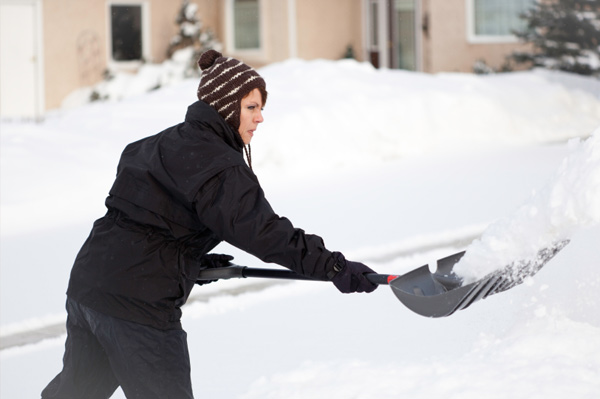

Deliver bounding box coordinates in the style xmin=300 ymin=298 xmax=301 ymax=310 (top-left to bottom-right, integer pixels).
xmin=67 ymin=101 xmax=335 ymax=330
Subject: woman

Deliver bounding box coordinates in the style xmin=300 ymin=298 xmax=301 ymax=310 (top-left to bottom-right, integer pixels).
xmin=42 ymin=50 xmax=377 ymax=399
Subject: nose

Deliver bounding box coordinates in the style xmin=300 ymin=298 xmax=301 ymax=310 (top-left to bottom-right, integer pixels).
xmin=255 ymin=109 xmax=264 ymax=124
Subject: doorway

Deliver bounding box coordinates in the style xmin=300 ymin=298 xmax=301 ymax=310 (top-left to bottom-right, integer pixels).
xmin=0 ymin=0 xmax=44 ymax=119
xmin=365 ymin=0 xmax=419 ymax=71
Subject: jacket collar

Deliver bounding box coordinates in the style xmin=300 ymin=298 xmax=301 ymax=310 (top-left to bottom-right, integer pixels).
xmin=185 ymin=101 xmax=244 ymax=152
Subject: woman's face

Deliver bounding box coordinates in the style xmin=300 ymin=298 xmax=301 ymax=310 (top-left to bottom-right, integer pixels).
xmin=238 ymin=88 xmax=264 ymax=145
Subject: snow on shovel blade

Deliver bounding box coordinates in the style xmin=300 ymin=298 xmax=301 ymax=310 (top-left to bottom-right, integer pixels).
xmin=389 ymin=240 xmax=569 ymax=318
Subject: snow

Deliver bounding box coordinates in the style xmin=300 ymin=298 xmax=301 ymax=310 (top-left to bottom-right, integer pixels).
xmin=1 ymin=58 xmax=600 ymax=398
xmin=454 ymin=130 xmax=600 ymax=282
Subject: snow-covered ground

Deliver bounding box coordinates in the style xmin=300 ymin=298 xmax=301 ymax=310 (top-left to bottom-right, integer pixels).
xmin=1 ymin=58 xmax=599 ymax=398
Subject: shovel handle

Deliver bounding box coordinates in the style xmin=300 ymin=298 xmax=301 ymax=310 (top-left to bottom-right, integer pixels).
xmin=197 ymin=265 xmax=397 ymax=285
xmin=197 ymin=266 xmax=315 ymax=281
xmin=366 ymin=273 xmax=398 ymax=285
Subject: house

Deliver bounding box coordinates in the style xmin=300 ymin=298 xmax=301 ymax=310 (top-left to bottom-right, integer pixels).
xmin=0 ymin=0 xmax=534 ymax=119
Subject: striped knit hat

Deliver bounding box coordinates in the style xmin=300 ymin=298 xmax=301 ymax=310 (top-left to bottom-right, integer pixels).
xmin=196 ymin=50 xmax=266 ymax=131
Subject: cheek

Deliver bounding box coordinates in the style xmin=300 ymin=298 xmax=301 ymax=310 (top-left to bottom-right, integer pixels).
xmin=239 ymin=111 xmax=249 ymax=126
xmin=238 ymin=112 xmax=249 ymax=134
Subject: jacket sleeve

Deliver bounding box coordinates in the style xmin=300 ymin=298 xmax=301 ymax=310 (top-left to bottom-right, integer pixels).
xmin=193 ymin=166 xmax=335 ymax=280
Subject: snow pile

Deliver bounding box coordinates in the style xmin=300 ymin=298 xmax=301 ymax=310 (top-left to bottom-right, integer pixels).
xmin=254 ymin=59 xmax=600 ymax=176
xmin=61 ymin=47 xmax=197 ymax=109
xmin=454 ymin=128 xmax=600 ymax=282
xmin=59 ymin=58 xmax=600 ymax=175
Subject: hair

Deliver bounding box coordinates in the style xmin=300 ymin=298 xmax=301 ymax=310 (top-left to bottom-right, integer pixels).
xmin=256 ymin=86 xmax=268 ymax=107
xmin=240 ymin=86 xmax=268 ymax=107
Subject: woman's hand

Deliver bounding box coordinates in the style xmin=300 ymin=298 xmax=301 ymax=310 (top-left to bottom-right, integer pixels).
xmin=330 ymin=252 xmax=378 ymax=294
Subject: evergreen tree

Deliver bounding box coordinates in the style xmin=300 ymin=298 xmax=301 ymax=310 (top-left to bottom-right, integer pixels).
xmin=510 ymin=0 xmax=600 ymax=76
xmin=167 ymin=0 xmax=222 ymax=77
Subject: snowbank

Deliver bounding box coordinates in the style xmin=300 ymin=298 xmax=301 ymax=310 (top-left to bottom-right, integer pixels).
xmin=60 ymin=47 xmax=197 ymax=109
xmin=254 ymin=60 xmax=600 ymax=176
xmin=55 ymin=57 xmax=600 ymax=177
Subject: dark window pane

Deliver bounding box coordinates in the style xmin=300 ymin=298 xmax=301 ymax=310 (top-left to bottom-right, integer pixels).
xmin=111 ymin=5 xmax=142 ymax=61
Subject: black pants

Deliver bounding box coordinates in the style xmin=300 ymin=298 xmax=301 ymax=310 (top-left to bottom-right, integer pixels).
xmin=41 ymin=299 xmax=194 ymax=399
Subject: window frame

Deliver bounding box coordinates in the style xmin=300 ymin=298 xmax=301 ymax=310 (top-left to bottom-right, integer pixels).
xmin=106 ymin=1 xmax=151 ymax=69
xmin=466 ymin=0 xmax=533 ymax=44
xmin=225 ymin=0 xmax=265 ymax=57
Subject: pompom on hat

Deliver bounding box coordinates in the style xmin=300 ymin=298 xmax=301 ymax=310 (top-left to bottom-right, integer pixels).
xmin=196 ymin=50 xmax=266 ymax=132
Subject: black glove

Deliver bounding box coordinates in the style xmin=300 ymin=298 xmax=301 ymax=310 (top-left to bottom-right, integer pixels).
xmin=330 ymin=252 xmax=378 ymax=294
xmin=200 ymin=254 xmax=234 ymax=269
xmin=195 ymin=254 xmax=234 ymax=286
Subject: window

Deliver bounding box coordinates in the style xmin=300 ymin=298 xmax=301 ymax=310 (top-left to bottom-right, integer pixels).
xmin=233 ymin=0 xmax=260 ymax=50
xmin=110 ymin=4 xmax=142 ymax=61
xmin=469 ymin=0 xmax=534 ymax=42
xmin=369 ymin=0 xmax=379 ymax=48
xmin=394 ymin=0 xmax=417 ymax=70
xmin=367 ymin=0 xmax=380 ymax=67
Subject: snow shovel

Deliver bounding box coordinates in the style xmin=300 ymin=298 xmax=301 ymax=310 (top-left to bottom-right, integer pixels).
xmin=196 ymin=240 xmax=569 ymax=318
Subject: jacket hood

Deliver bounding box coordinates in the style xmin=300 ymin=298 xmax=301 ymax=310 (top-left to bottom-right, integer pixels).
xmin=185 ymin=101 xmax=245 ymax=152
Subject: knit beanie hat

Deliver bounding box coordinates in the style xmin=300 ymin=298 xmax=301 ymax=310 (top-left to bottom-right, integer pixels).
xmin=196 ymin=50 xmax=266 ymax=132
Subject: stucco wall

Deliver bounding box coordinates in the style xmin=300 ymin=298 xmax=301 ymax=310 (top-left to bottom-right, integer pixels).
xmin=42 ymin=0 xmax=197 ymax=110
xmin=149 ymin=1 xmax=185 ymax=63
xmin=222 ymin=0 xmax=365 ymax=68
xmin=43 ymin=0 xmax=107 ymax=110
xmin=296 ymin=0 xmax=363 ymax=61
xmin=423 ymin=0 xmax=530 ymax=73
xmin=263 ymin=0 xmax=291 ymax=63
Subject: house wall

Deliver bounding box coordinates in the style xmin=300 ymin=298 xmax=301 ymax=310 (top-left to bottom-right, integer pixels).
xmin=422 ymin=0 xmax=530 ymax=73
xmin=296 ymin=0 xmax=363 ymax=61
xmin=219 ymin=0 xmax=294 ymax=67
xmin=263 ymin=0 xmax=291 ymax=63
xmin=221 ymin=0 xmax=364 ymax=68
xmin=42 ymin=0 xmax=192 ymax=110
xmin=43 ymin=0 xmax=107 ymax=110
xmin=149 ymin=1 xmax=188 ymax=63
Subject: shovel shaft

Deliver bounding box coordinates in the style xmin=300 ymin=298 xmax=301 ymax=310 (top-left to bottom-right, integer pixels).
xmin=197 ymin=265 xmax=396 ymax=285
xmin=197 ymin=266 xmax=315 ymax=281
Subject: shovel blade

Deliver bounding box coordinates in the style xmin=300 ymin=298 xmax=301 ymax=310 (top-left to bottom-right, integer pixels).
xmin=389 ymin=240 xmax=569 ymax=317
